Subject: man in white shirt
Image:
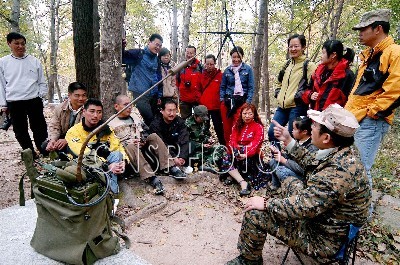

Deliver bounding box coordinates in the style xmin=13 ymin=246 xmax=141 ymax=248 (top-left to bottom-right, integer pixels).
xmin=0 ymin=32 xmax=48 ymax=157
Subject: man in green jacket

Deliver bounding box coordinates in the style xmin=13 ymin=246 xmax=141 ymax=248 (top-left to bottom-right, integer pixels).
xmin=227 ymin=104 xmax=371 ymax=265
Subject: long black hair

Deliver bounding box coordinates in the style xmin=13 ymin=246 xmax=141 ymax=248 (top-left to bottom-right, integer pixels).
xmin=322 ymin=40 xmax=355 ymax=63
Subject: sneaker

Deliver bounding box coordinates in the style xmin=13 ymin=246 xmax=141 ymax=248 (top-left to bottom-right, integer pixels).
xmin=169 ymin=166 xmax=187 ymax=180
xmin=198 ymin=162 xmax=219 ymax=174
xmin=226 ymin=255 xmax=263 ymax=265
xmin=149 ymin=176 xmax=165 ymax=195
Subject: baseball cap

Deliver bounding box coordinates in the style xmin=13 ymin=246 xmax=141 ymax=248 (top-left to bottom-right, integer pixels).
xmin=194 ymin=105 xmax=209 ymax=120
xmin=307 ymin=104 xmax=359 ymax=137
xmin=352 ymin=9 xmax=391 ymax=30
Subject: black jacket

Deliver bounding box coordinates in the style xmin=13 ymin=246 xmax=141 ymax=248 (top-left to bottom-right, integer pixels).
xmin=149 ymin=114 xmax=189 ymax=160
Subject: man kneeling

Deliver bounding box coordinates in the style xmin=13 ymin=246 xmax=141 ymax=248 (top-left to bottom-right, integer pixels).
xmin=227 ymin=104 xmax=371 ymax=265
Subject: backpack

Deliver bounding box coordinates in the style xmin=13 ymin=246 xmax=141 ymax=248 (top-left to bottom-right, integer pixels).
xmin=21 ymin=149 xmax=127 ymax=265
xmin=123 ymin=49 xmax=144 ymax=83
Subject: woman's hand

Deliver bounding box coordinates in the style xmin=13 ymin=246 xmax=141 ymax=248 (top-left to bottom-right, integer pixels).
xmin=243 ymin=196 xmax=265 ymax=212
xmin=310 ymin=92 xmax=319 ymax=101
xmin=236 ymin=153 xmax=247 ymax=160
xmin=270 ymin=145 xmax=287 ymax=164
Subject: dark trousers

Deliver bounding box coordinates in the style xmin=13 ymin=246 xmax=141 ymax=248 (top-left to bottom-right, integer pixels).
xmin=179 ymin=101 xmax=197 ymax=120
xmin=208 ymin=109 xmax=225 ymax=145
xmin=132 ymin=92 xmax=158 ymax=126
xmin=8 ymin=97 xmax=48 ymax=154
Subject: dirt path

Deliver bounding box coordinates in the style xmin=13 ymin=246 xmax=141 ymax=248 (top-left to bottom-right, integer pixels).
xmin=0 ymin=113 xmax=379 ymax=265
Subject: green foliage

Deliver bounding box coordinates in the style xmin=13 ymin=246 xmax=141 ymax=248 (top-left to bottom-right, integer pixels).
xmin=125 ymin=0 xmax=161 ymax=48
xmin=372 ymin=116 xmax=400 ymax=198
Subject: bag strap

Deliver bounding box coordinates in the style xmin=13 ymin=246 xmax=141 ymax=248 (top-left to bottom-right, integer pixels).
xmin=302 ymin=59 xmax=310 ymax=82
xmin=202 ymin=70 xmax=220 ymax=94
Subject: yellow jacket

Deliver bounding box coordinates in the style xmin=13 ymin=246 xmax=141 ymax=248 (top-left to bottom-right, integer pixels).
xmin=345 ymin=36 xmax=400 ymax=124
xmin=276 ymin=55 xmax=316 ymax=109
xmin=65 ymin=122 xmax=127 ymax=160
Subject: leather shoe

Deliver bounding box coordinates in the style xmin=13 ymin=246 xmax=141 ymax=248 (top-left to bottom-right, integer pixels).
xmin=239 ymin=181 xmax=251 ymax=197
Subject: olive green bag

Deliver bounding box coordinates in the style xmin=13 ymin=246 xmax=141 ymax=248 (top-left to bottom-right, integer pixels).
xmin=22 ymin=149 xmax=122 ymax=265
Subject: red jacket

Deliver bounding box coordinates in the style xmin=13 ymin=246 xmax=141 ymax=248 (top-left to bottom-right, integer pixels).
xmin=229 ymin=120 xmax=264 ymax=157
xmin=302 ymin=58 xmax=355 ymax=111
xmin=199 ymin=69 xmax=222 ymax=110
xmin=177 ymin=58 xmax=202 ymax=103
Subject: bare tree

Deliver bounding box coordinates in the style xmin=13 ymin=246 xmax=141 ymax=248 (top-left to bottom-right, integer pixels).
xmin=100 ymin=0 xmax=126 ymax=119
xmin=331 ymin=0 xmax=344 ymax=40
xmin=48 ymin=0 xmax=62 ymax=103
xmin=171 ymin=0 xmax=179 ymax=62
xmin=10 ymin=0 xmax=20 ymax=32
xmin=252 ymin=0 xmax=266 ymax=108
xmin=181 ymin=0 xmax=193 ymax=61
xmin=261 ymin=0 xmax=269 ymax=117
xmin=72 ymin=0 xmax=100 ymax=98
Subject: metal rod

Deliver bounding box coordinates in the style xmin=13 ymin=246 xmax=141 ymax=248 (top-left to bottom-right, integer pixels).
xmin=75 ymin=58 xmax=193 ymax=181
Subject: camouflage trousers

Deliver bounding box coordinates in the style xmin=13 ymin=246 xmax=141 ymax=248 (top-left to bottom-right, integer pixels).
xmin=237 ymin=210 xmax=340 ymax=262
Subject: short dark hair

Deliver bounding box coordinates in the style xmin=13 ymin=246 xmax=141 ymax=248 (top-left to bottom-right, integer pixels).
xmin=319 ymin=124 xmax=354 ymax=147
xmin=149 ymin=33 xmax=163 ymax=42
xmin=230 ymin=46 xmax=244 ymax=57
xmin=370 ymin=21 xmax=390 ymax=34
xmin=68 ymin=82 xmax=87 ymax=93
xmin=294 ymin=116 xmax=312 ymax=135
xmin=6 ymin=32 xmax=26 ymax=43
xmin=205 ymin=54 xmax=216 ymax=63
xmin=84 ymin=98 xmax=103 ymax=110
xmin=322 ymin=40 xmax=355 ymax=63
xmin=161 ymin=99 xmax=177 ymax=110
xmin=186 ymin=45 xmax=197 ymax=53
xmin=288 ymin=34 xmax=307 ymax=48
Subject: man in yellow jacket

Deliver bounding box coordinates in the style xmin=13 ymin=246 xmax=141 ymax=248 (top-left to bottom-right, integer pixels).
xmin=66 ymin=98 xmax=126 ymax=194
xmin=345 ymin=9 xmax=400 ymax=188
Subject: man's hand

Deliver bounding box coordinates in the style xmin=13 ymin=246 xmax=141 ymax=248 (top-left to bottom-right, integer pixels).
xmin=270 ymin=145 xmax=287 ymax=164
xmin=54 ymin=139 xmax=68 ymax=150
xmin=46 ymin=140 xmax=57 ymax=151
xmin=272 ymin=120 xmax=292 ymax=146
xmin=174 ymin=157 xmax=185 ymax=166
xmin=109 ymin=161 xmax=125 ymax=174
xmin=243 ymin=196 xmax=265 ymax=212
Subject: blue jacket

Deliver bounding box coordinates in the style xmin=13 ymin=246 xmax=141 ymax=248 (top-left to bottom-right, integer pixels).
xmin=122 ymin=47 xmax=161 ymax=97
xmin=220 ymin=63 xmax=254 ymax=103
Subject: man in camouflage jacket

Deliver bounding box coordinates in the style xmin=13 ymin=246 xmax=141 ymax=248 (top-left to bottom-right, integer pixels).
xmin=227 ymin=104 xmax=371 ymax=265
xmin=185 ymin=105 xmax=224 ymax=171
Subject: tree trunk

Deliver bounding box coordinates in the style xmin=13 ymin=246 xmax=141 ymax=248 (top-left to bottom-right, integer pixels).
xmin=49 ymin=0 xmax=62 ymax=103
xmin=10 ymin=0 xmax=20 ymax=32
xmin=331 ymin=0 xmax=344 ymax=40
xmin=181 ymin=0 xmax=193 ymax=60
xmin=171 ymin=0 xmax=179 ymax=63
xmin=252 ymin=0 xmax=266 ymax=108
xmin=261 ymin=0 xmax=269 ymax=118
xmin=203 ymin=0 xmax=208 ymax=59
xmin=72 ymin=0 xmax=100 ymax=98
xmin=100 ymin=0 xmax=126 ymax=119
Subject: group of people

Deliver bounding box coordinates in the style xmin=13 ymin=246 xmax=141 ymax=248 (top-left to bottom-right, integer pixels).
xmin=1 ymin=7 xmax=400 ymax=265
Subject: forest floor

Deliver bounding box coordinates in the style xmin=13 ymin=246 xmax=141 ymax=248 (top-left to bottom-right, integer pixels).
xmin=0 ymin=106 xmax=397 ymax=264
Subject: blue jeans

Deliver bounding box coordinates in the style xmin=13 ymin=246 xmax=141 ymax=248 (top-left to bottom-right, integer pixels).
xmin=107 ymin=151 xmax=123 ymax=194
xmin=354 ymin=117 xmax=389 ymax=188
xmin=269 ymin=159 xmax=302 ymax=187
xmin=268 ymin=106 xmax=308 ymax=147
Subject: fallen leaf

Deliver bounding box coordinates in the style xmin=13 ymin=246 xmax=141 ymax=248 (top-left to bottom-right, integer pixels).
xmin=377 ymin=243 xmax=386 ymax=252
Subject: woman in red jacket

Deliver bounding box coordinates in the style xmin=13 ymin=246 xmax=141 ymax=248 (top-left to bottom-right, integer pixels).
xmin=301 ymin=40 xmax=355 ymax=111
xmin=199 ymin=54 xmax=225 ymax=145
xmin=220 ymin=103 xmax=264 ymax=196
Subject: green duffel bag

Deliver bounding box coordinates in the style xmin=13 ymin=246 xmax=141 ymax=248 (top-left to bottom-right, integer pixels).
xmin=30 ymin=184 xmax=120 ymax=265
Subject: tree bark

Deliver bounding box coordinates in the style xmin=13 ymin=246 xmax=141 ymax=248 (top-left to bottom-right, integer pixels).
xmin=72 ymin=0 xmax=100 ymax=98
xmin=252 ymin=0 xmax=266 ymax=108
xmin=100 ymin=0 xmax=126 ymax=119
xmin=48 ymin=0 xmax=62 ymax=103
xmin=181 ymin=0 xmax=193 ymax=60
xmin=261 ymin=0 xmax=269 ymax=117
xmin=331 ymin=0 xmax=344 ymax=40
xmin=171 ymin=0 xmax=179 ymax=63
xmin=10 ymin=0 xmax=20 ymax=32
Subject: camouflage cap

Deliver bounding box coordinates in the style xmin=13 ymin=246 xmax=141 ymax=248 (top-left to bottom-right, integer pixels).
xmin=307 ymin=104 xmax=359 ymax=137
xmin=352 ymin=9 xmax=391 ymax=30
xmin=194 ymin=105 xmax=209 ymax=120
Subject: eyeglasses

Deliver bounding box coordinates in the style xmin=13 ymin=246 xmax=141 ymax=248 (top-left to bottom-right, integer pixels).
xmin=152 ymin=41 xmax=162 ymax=48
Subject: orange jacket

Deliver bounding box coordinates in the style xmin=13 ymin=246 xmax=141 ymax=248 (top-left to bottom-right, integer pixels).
xmin=345 ymin=36 xmax=400 ymax=124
